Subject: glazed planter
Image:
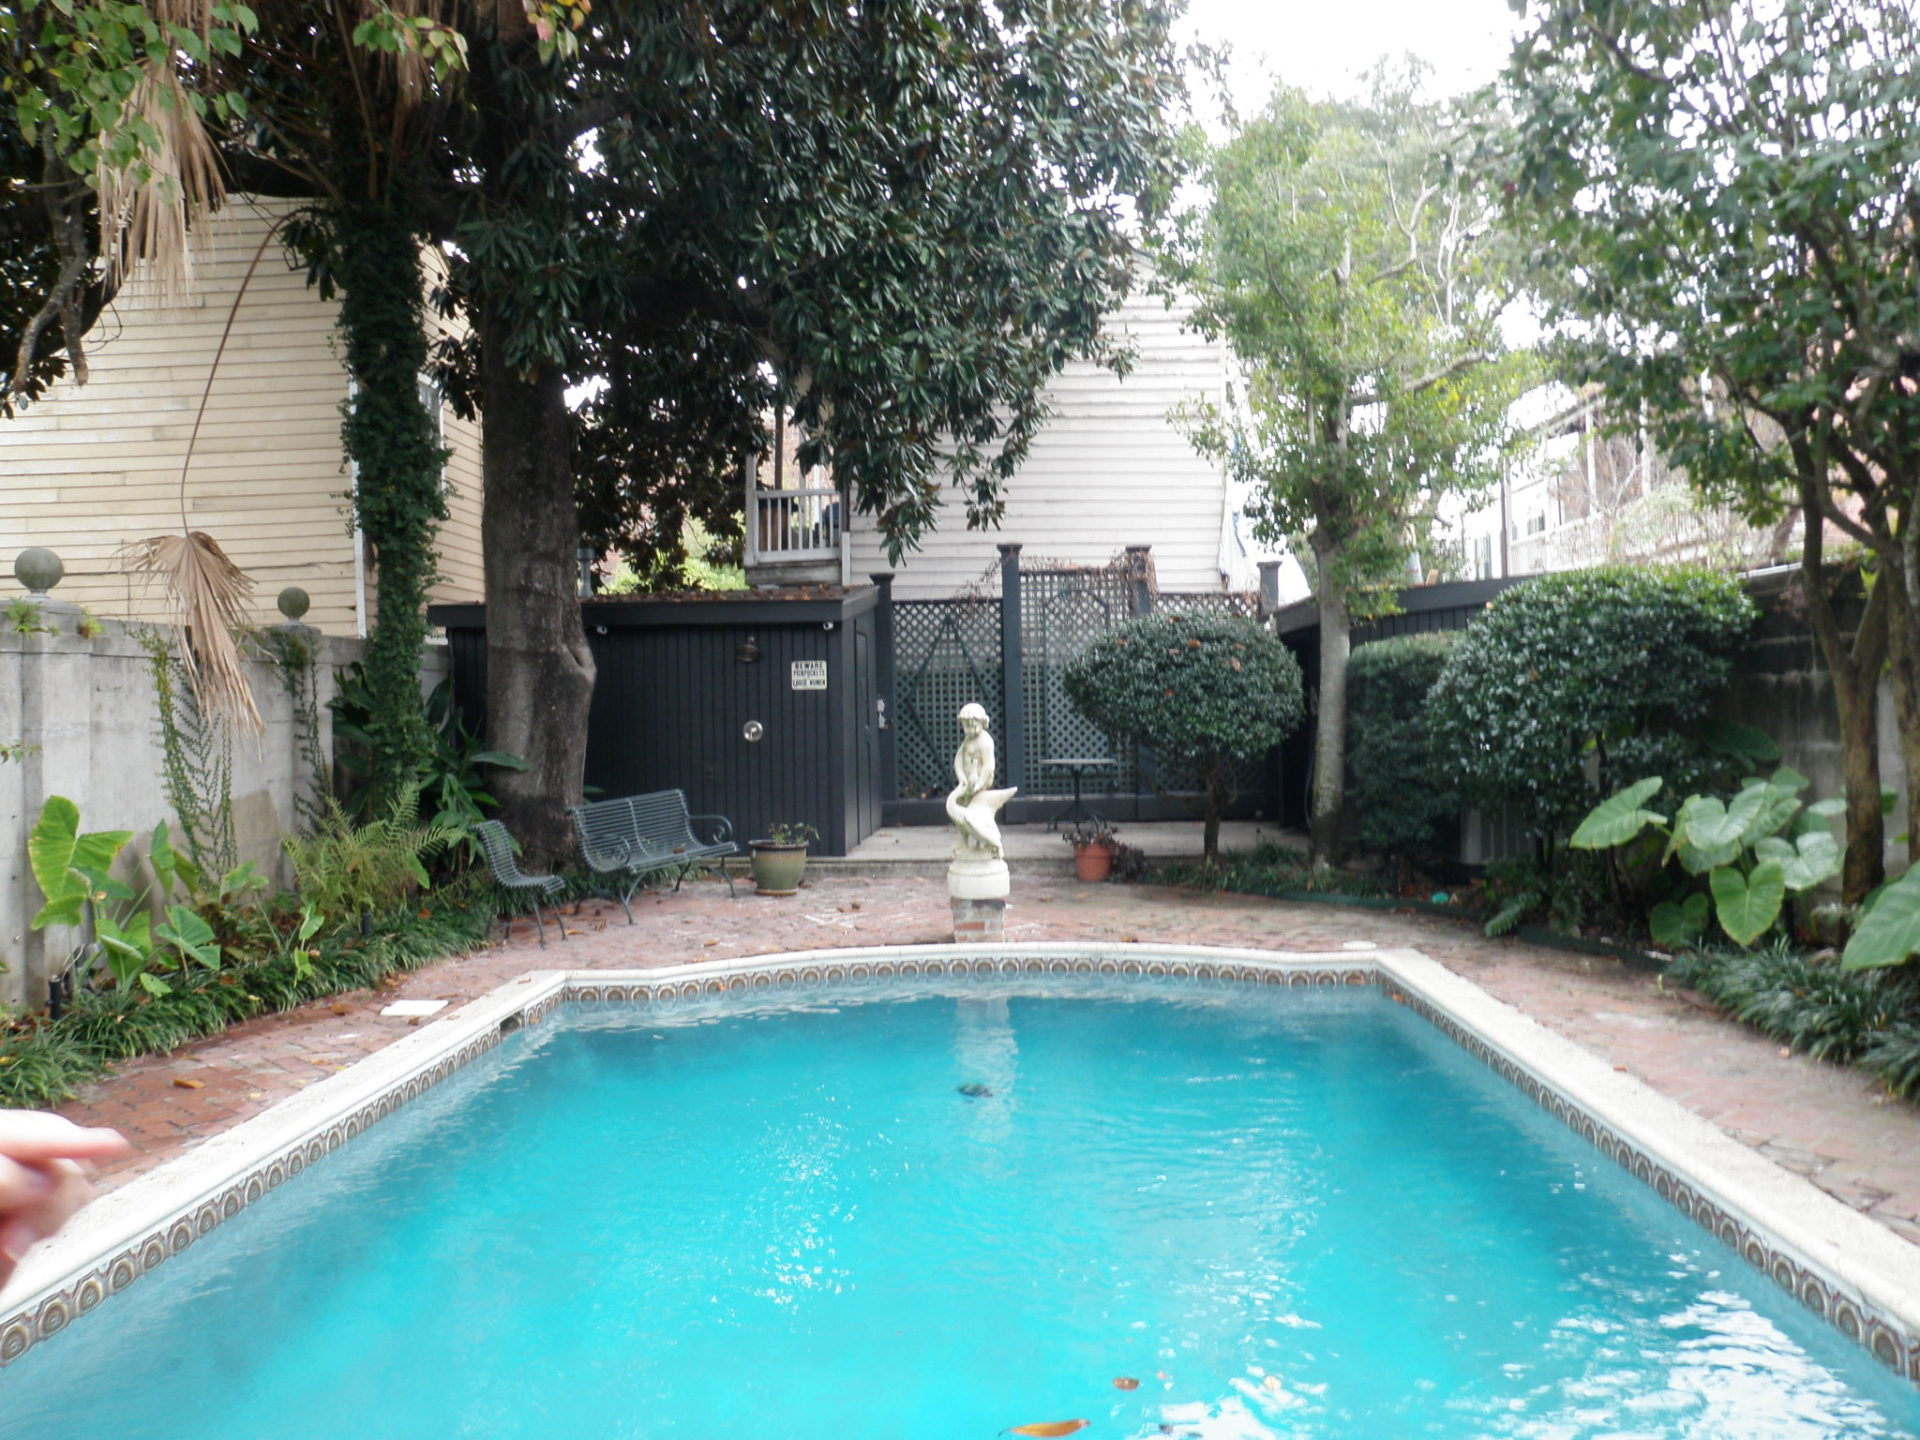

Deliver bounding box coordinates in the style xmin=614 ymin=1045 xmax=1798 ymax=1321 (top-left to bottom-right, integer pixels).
xmin=749 ymin=841 xmax=809 ymax=895
xmin=1072 ymin=842 xmax=1115 ymax=883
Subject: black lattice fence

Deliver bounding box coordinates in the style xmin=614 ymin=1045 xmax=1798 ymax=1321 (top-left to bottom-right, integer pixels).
xmin=1157 ymin=591 xmax=1260 ymax=620
xmin=894 ymin=597 xmax=1003 ymax=799
xmin=1018 ymin=564 xmax=1139 ymax=796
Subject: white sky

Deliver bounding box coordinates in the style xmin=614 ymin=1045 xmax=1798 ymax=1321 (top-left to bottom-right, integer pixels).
xmin=1177 ymin=0 xmax=1524 ymax=111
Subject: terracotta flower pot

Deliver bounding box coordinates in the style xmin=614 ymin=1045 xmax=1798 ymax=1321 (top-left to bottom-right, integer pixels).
xmin=749 ymin=841 xmax=809 ymax=895
xmin=1073 ymin=842 xmax=1114 ymax=882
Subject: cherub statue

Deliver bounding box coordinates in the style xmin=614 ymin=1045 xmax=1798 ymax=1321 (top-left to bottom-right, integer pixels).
xmin=946 ymin=702 xmax=1018 ymax=860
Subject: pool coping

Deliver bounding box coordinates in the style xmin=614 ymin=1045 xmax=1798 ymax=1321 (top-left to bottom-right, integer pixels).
xmin=3 ymin=940 xmax=1918 ymax=1387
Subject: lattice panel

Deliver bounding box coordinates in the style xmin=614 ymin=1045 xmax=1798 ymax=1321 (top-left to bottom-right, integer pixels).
xmin=894 ymin=599 xmax=1004 ymax=798
xmin=1019 ymin=566 xmax=1138 ymax=796
xmin=1156 ymin=591 xmax=1260 ymax=620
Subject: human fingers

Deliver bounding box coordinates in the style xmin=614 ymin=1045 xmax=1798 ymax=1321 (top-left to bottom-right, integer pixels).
xmin=0 ymin=1154 xmax=55 ymax=1219
xmin=0 ymin=1111 xmax=131 ymax=1165
xmin=0 ymin=1160 xmax=95 ymax=1271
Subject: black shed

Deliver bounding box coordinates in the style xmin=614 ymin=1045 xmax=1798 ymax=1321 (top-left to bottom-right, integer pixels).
xmin=429 ymin=587 xmax=885 ymax=856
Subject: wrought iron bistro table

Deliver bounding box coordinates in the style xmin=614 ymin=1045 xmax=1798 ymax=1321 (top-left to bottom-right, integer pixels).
xmin=1041 ymin=756 xmax=1116 ymax=831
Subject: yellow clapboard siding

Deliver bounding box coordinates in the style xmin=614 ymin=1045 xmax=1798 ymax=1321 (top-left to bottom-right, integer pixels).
xmin=0 ymin=197 xmax=483 ymax=635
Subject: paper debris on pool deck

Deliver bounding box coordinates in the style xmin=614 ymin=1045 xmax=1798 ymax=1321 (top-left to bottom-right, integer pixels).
xmin=379 ymin=999 xmax=448 ymax=1018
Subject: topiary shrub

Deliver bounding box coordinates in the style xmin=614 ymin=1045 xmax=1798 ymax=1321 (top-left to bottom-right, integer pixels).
xmin=1063 ymin=611 xmax=1305 ymax=863
xmin=1347 ymin=632 xmax=1459 ymax=860
xmin=1426 ymin=566 xmax=1757 ymax=844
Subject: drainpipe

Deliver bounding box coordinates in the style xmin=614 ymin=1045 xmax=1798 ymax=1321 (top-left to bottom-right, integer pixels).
xmin=998 ymin=543 xmax=1025 ymax=806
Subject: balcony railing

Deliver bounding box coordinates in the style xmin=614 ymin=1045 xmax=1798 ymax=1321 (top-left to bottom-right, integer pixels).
xmin=745 ymin=485 xmax=844 ymax=566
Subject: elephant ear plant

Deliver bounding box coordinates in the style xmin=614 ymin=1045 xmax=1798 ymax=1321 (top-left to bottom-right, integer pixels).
xmin=1569 ymin=769 xmax=1844 ymax=949
xmin=28 ymin=797 xmax=224 ymax=997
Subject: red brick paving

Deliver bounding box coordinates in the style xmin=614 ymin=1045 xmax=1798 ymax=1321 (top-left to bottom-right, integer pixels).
xmin=55 ymin=873 xmax=1920 ymax=1248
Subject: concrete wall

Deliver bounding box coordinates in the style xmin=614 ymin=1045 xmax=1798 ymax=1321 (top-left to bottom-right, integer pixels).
xmin=1729 ymin=571 xmax=1906 ymax=878
xmin=0 ymin=616 xmax=447 ymax=1009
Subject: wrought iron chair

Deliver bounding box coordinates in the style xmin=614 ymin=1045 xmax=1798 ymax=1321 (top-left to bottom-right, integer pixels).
xmin=474 ymin=819 xmax=567 ymax=947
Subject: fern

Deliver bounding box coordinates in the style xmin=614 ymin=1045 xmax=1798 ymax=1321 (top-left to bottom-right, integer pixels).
xmin=283 ymin=786 xmax=458 ymax=925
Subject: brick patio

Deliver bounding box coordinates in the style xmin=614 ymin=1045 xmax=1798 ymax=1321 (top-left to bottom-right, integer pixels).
xmin=54 ymin=871 xmax=1920 ymax=1249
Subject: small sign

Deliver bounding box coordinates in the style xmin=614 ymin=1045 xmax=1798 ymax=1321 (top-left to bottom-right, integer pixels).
xmin=791 ymin=660 xmax=828 ymax=691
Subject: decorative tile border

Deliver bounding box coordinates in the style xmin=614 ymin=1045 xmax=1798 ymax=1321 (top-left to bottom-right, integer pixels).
xmin=1 ymin=941 xmax=1915 ymax=1395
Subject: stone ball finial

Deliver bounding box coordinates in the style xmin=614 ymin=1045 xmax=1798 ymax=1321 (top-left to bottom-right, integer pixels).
xmin=14 ymin=547 xmax=63 ymax=596
xmin=276 ymin=586 xmax=312 ymax=623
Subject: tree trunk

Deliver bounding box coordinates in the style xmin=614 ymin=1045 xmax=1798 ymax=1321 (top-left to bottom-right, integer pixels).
xmin=334 ymin=203 xmax=442 ymax=815
xmin=1879 ymin=565 xmax=1920 ymax=867
xmin=1202 ymin=758 xmax=1226 ymax=866
xmin=480 ymin=304 xmax=595 ymax=866
xmin=1795 ymin=471 xmax=1887 ymax=904
xmin=1309 ymin=538 xmax=1351 ymax=867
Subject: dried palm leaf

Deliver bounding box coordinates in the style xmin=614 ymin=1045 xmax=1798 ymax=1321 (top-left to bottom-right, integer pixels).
xmin=95 ymin=63 xmax=226 ymax=304
xmin=121 ymin=532 xmax=263 ymax=734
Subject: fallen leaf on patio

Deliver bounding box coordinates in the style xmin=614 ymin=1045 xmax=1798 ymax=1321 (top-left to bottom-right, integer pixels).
xmin=703 ymin=939 xmax=719 ymax=947
xmin=1005 ymin=1423 xmax=1089 ymax=1438
xmin=1113 ymin=1376 xmax=1139 ymax=1390
xmin=1122 ymin=936 xmax=1139 ymax=943
xmin=330 ymin=1002 xmax=351 ymax=1016
xmin=408 ymin=1017 xmax=422 ymax=1027
xmin=171 ymin=1077 xmax=205 ymax=1090
xmin=309 ymin=1058 xmax=333 ymax=1066
xmin=1612 ymin=1065 xmax=1627 ymax=1072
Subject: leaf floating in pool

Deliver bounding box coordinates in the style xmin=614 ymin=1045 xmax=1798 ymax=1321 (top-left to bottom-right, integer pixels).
xmin=956 ymin=1082 xmax=994 ymax=1098
xmin=1112 ymin=1377 xmax=1139 ymax=1390
xmin=1004 ymin=1423 xmax=1089 ymax=1438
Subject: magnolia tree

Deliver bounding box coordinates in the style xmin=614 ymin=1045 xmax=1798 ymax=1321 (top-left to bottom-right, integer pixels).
xmin=1063 ymin=612 xmax=1304 ymax=864
xmin=1166 ymin=69 xmax=1534 ymax=867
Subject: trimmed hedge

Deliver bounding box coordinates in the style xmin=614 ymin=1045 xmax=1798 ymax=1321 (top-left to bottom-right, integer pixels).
xmin=1347 ymin=632 xmax=1458 ymax=859
xmin=1426 ymin=566 xmax=1755 ymax=839
xmin=1063 ymin=611 xmax=1305 ymax=776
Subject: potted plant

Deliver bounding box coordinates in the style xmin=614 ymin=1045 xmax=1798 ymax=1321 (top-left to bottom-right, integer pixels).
xmin=1064 ymin=819 xmax=1119 ymax=882
xmin=749 ymin=821 xmax=817 ymax=896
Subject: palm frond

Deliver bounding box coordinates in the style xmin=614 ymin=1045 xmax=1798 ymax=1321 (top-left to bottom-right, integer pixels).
xmin=95 ymin=63 xmax=225 ymax=303
xmin=121 ymin=532 xmax=263 ymax=734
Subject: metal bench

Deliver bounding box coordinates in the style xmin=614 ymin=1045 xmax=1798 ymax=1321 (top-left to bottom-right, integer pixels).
xmin=567 ymin=790 xmax=738 ymax=921
xmin=474 ymin=819 xmax=568 ymax=948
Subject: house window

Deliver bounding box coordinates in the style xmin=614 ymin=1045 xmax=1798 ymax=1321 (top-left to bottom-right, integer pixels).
xmin=418 ymin=376 xmax=448 ymax=494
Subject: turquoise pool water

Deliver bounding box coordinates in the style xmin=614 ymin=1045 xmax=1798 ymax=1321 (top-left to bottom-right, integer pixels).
xmin=2 ymin=980 xmax=1916 ymax=1439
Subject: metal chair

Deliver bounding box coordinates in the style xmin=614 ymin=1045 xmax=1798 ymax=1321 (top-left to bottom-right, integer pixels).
xmin=474 ymin=819 xmax=567 ymax=947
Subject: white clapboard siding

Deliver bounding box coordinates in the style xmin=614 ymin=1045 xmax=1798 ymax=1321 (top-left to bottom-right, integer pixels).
xmin=0 ymin=198 xmax=486 ymax=637
xmin=848 ymin=294 xmax=1230 ymax=599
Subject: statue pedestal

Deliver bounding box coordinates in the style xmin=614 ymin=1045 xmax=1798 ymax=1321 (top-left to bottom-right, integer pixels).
xmin=947 ymin=851 xmax=1010 ymax=901
xmin=948 ymin=852 xmax=1009 ymax=943
xmin=951 ymin=896 xmax=1007 ymax=943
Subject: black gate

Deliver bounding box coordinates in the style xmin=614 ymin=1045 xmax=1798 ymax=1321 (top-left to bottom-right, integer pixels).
xmin=893 ymin=596 xmax=1002 ymax=799
xmin=1017 ymin=562 xmax=1140 ymax=796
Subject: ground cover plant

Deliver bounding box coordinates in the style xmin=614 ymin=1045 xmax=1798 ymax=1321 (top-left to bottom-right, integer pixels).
xmin=1667 ymin=943 xmax=1920 ymax=1100
xmin=0 ymin=885 xmax=502 ymax=1109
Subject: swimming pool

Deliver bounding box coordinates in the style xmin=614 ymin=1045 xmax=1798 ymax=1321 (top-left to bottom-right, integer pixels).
xmin=2 ymin=947 xmax=1917 ymax=1438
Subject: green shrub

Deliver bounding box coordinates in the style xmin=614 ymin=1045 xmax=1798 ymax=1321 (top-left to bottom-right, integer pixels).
xmin=1426 ymin=566 xmax=1756 ymax=841
xmin=1063 ymin=612 xmax=1305 ymax=861
xmin=1347 ymin=633 xmax=1458 ymax=859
